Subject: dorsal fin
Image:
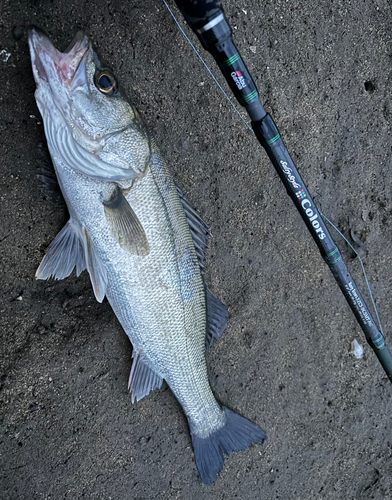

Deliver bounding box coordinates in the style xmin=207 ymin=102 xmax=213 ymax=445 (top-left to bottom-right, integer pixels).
xmin=176 ymin=186 xmax=210 ymax=273
xmin=176 ymin=186 xmax=229 ymax=348
xmin=128 ymin=351 xmax=163 ymax=403
xmin=205 ymin=285 xmax=229 ymax=350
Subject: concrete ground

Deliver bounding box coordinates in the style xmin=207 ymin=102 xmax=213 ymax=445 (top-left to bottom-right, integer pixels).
xmin=1 ymin=0 xmax=392 ymax=498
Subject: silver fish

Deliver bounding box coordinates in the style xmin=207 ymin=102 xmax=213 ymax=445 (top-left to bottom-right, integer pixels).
xmin=28 ymin=27 xmax=266 ymax=485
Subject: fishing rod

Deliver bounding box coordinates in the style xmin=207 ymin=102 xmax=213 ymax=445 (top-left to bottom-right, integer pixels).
xmin=172 ymin=0 xmax=392 ymax=382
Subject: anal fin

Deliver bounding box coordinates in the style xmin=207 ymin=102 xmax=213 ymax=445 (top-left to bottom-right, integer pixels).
xmin=128 ymin=352 xmax=163 ymax=403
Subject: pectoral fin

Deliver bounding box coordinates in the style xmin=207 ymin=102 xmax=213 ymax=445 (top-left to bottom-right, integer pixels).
xmin=103 ymin=185 xmax=149 ymax=255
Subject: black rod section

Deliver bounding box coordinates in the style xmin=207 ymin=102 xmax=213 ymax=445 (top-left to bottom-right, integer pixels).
xmin=175 ymin=0 xmax=392 ymax=382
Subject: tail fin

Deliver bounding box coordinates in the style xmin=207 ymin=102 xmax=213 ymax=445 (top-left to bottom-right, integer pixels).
xmin=190 ymin=406 xmax=266 ymax=485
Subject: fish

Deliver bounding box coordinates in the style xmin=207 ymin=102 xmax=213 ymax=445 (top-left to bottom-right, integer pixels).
xmin=28 ymin=27 xmax=266 ymax=485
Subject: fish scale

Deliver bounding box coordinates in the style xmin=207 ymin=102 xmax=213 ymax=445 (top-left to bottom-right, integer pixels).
xmin=28 ymin=27 xmax=266 ymax=485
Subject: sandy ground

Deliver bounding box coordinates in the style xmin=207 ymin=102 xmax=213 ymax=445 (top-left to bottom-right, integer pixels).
xmin=1 ymin=0 xmax=392 ymax=498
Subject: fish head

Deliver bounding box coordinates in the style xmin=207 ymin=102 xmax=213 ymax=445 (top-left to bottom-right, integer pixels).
xmin=28 ymin=27 xmax=151 ymax=181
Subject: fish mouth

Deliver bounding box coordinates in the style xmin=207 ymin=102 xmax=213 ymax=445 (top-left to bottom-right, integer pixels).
xmin=28 ymin=26 xmax=90 ymax=88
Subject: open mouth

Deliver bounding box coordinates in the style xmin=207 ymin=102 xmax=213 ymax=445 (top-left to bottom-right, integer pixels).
xmin=28 ymin=26 xmax=90 ymax=87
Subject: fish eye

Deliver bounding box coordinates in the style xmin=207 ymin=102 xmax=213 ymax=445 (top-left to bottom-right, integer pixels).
xmin=95 ymin=70 xmax=117 ymax=95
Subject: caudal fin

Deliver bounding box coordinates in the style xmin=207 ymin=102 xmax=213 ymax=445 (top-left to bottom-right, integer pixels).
xmin=190 ymin=406 xmax=266 ymax=485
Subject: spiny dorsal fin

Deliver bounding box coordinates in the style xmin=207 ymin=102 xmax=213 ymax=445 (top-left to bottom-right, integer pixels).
xmin=128 ymin=351 xmax=163 ymax=403
xmin=176 ymin=186 xmax=229 ymax=347
xmin=205 ymin=285 xmax=229 ymax=350
xmin=103 ymin=185 xmax=149 ymax=256
xmin=176 ymin=186 xmax=210 ymax=273
xmin=36 ymin=219 xmax=86 ymax=280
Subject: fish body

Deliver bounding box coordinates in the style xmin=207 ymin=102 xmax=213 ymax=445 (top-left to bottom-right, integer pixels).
xmin=28 ymin=27 xmax=266 ymax=484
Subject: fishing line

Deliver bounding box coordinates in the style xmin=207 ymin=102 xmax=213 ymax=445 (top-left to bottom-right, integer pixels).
xmin=320 ymin=212 xmax=384 ymax=335
xmin=163 ymin=0 xmax=385 ymax=338
xmin=162 ymin=0 xmax=253 ymax=132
